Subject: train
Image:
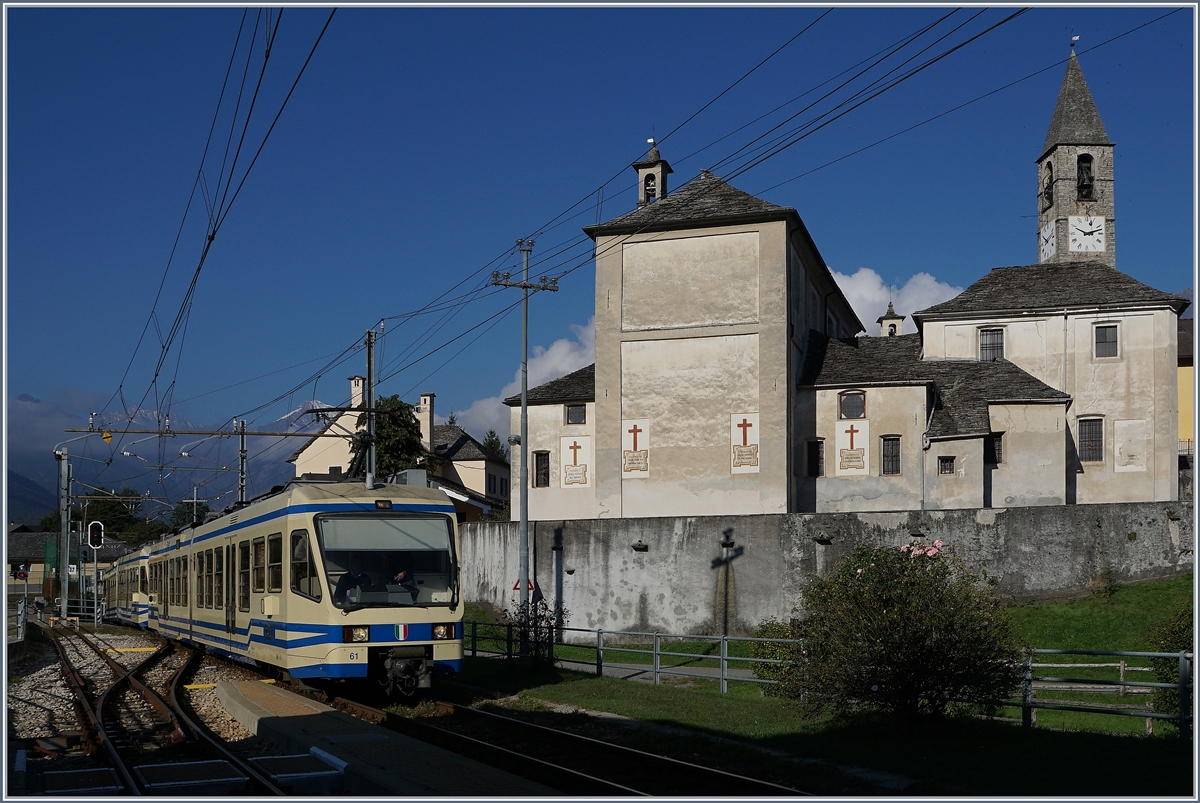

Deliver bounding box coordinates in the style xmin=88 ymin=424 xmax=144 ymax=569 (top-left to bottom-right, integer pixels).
xmin=102 ymin=479 xmax=463 ymax=695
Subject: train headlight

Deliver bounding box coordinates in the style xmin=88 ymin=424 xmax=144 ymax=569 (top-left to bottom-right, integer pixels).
xmin=432 ymin=623 xmax=454 ymax=640
xmin=343 ymin=626 xmax=369 ymax=643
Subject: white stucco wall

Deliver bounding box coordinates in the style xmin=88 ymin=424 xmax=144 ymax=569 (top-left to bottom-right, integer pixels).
xmin=510 ymin=402 xmax=598 ymax=521
xmin=921 ymin=307 xmax=1178 ymax=503
xmin=926 ymin=438 xmax=985 ymax=509
xmin=987 ymin=403 xmax=1068 ymax=506
xmin=291 ymin=411 xmax=356 ymax=477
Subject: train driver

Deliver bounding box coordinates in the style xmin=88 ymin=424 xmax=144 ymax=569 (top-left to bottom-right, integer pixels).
xmin=333 ymin=554 xmax=372 ymax=604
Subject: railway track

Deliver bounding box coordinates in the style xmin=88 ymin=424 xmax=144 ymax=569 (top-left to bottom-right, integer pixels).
xmin=31 ymin=624 xmax=289 ymax=796
xmin=313 ymin=691 xmax=808 ymax=796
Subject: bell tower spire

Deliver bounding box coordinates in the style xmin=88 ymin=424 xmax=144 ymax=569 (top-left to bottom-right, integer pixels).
xmin=632 ymin=139 xmax=673 ymax=207
xmin=1036 ymin=43 xmax=1116 ymax=267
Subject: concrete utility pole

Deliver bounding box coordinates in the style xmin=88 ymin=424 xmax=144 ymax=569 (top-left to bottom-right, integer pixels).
xmin=365 ymin=329 xmax=377 ymax=490
xmin=492 ymin=241 xmax=558 ymax=607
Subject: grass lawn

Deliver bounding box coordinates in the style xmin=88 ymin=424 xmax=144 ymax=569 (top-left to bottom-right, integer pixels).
xmin=453 ymin=657 xmax=1192 ymax=796
xmin=456 ymin=575 xmax=1194 ymax=794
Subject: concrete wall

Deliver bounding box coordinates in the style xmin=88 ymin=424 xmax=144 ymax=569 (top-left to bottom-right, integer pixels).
xmin=461 ymin=502 xmax=1193 ymax=638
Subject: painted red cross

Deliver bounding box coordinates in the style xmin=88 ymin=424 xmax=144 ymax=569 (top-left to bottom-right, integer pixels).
xmin=569 ymin=440 xmax=582 ymax=466
xmin=627 ymin=424 xmax=642 ymax=452
xmin=737 ymin=418 xmax=753 ymax=447
xmin=844 ymin=424 xmax=859 ymax=450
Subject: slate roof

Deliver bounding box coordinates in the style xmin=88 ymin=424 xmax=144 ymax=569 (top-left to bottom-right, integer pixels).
xmin=1042 ymin=49 xmax=1112 ymax=157
xmin=504 ymin=363 xmax=595 ymax=407
xmin=913 ymin=261 xmax=1190 ymax=318
xmin=431 ymin=425 xmax=503 ymax=464
xmin=1180 ymin=318 xmax=1193 ymax=367
xmin=583 ymin=171 xmax=790 ymax=237
xmin=799 ymin=332 xmax=1071 ymax=439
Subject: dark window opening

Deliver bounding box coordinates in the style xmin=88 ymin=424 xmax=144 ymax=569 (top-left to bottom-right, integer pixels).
xmin=985 ymin=433 xmax=1004 ymax=465
xmin=938 ymin=456 xmax=956 ymax=475
xmin=807 ymin=440 xmax=825 ymax=478
xmin=1042 ymin=163 xmax=1054 ymax=210
xmin=643 ymin=173 xmax=657 ymax=203
xmin=839 ymin=392 xmax=865 ymax=419
xmin=533 ymin=451 xmax=550 ymax=487
xmin=980 ymin=329 xmax=1004 ymax=361
xmin=1077 ymin=154 xmax=1094 ymax=200
xmin=1078 ymin=419 xmax=1103 ymax=462
xmin=566 ymin=404 xmax=586 ymax=425
xmin=1095 ymin=325 xmax=1118 ymax=358
xmin=882 ymin=437 xmax=901 ymax=475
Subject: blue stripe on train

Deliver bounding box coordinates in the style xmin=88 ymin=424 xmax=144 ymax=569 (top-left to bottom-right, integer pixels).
xmin=147 ymin=501 xmax=455 ymax=555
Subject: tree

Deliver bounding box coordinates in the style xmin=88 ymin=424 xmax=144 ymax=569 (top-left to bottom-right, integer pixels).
xmin=780 ymin=541 xmax=1023 ymax=721
xmin=350 ymin=394 xmax=426 ymax=478
xmin=1146 ymin=599 xmax=1193 ymax=736
xmin=481 ymin=429 xmax=509 ymax=463
xmin=445 ymin=412 xmax=458 ymax=426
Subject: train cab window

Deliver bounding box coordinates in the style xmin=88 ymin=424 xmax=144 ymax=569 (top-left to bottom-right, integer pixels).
xmin=290 ymin=530 xmax=322 ymax=601
xmin=316 ymin=513 xmax=456 ymax=609
xmin=205 ymin=549 xmax=215 ymax=608
xmin=213 ymin=547 xmax=224 ymax=609
xmin=252 ymin=537 xmax=266 ymax=593
xmin=238 ymin=541 xmax=251 ymax=612
xmin=267 ymin=534 xmax=283 ymax=593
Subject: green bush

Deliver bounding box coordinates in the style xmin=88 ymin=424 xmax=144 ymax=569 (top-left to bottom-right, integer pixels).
xmin=501 ymin=598 xmax=568 ymax=667
xmin=781 ymin=541 xmax=1023 ymax=721
xmin=1146 ymin=599 xmax=1193 ymax=737
xmin=750 ymin=618 xmax=796 ymax=695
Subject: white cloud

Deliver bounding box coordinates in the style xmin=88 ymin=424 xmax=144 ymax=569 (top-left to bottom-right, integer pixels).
xmin=830 ymin=268 xmax=963 ymax=336
xmin=454 ymin=316 xmax=595 ymax=440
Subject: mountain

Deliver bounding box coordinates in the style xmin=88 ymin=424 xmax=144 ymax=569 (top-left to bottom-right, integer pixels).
xmin=7 ymin=470 xmax=58 ymax=525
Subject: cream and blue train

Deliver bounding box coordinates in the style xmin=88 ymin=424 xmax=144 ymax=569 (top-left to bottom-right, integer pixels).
xmin=103 ymin=480 xmax=463 ymax=695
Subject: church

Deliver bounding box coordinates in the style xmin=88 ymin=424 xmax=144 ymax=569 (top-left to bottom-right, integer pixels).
xmin=508 ymin=48 xmax=1188 ymax=519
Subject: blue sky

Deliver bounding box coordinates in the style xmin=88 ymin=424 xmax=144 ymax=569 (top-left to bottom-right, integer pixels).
xmin=5 ymin=5 xmax=1195 ymax=498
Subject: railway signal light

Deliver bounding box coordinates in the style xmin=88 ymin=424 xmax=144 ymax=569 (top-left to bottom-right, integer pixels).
xmin=88 ymin=521 xmax=104 ymax=550
xmin=16 ymin=565 xmax=28 ymax=581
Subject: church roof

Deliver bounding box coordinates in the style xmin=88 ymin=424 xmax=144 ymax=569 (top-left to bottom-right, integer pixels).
xmin=912 ymin=261 xmax=1190 ymax=318
xmin=799 ymin=332 xmax=1071 ymax=439
xmin=504 ymin=363 xmax=595 ymax=407
xmin=583 ymin=170 xmax=790 ymax=237
xmin=1042 ymin=49 xmax=1112 ymax=157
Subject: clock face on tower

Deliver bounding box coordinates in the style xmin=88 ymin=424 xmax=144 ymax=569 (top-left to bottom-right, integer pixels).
xmin=1069 ymin=215 xmax=1105 ymax=253
xmin=1039 ymin=220 xmax=1057 ymax=261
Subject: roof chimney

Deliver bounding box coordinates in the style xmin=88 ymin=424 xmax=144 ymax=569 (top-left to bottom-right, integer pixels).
xmin=416 ymin=393 xmax=435 ymax=449
xmin=348 ymin=375 xmax=365 ymax=407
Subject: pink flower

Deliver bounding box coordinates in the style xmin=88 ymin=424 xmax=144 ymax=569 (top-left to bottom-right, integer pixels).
xmin=856 ymin=568 xmax=863 ymax=574
xmin=933 ymin=540 xmax=945 ymax=548
xmin=926 ymin=547 xmax=939 ymax=556
xmin=900 ymin=545 xmax=910 ymax=553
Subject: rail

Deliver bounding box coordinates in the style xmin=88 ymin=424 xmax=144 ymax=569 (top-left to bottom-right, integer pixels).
xmin=464 ymin=623 xmax=1193 ymax=735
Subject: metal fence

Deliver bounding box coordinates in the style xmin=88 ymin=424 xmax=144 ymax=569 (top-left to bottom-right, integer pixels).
xmin=464 ymin=622 xmax=1192 ymax=735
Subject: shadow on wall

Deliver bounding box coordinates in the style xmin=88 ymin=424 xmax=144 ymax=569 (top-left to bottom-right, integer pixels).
xmin=711 ymin=527 xmax=744 ymax=637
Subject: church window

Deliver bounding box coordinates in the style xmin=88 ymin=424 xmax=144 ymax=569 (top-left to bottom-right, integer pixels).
xmin=980 ymin=329 xmax=1004 ymax=361
xmin=1095 ymin=325 xmax=1118 ymax=358
xmin=533 ymin=451 xmax=550 ymax=487
xmin=807 ymin=440 xmax=824 ymax=478
xmin=1078 ymin=419 xmax=1103 ymax=462
xmin=1042 ymin=163 xmax=1054 ymax=210
xmin=566 ymin=404 xmax=586 ymax=425
xmin=839 ymin=391 xmax=865 ymax=420
xmin=938 ymin=456 xmax=956 ymax=475
xmin=1077 ymin=154 xmax=1095 ymax=201
xmin=985 ymin=433 xmax=1004 ymax=465
xmin=882 ymin=436 xmax=901 ymax=475
xmin=643 ymin=173 xmax=657 ymax=203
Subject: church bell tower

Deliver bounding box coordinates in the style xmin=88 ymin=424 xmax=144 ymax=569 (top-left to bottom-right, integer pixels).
xmin=1036 ymin=46 xmax=1115 ymax=267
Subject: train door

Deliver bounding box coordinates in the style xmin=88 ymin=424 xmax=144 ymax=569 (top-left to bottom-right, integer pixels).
xmin=224 ymin=537 xmax=237 ymax=641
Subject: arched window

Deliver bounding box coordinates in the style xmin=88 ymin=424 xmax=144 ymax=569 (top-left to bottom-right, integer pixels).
xmin=1076 ymin=154 xmax=1094 ymax=200
xmin=643 ymin=173 xmax=657 ymax=203
xmin=1042 ymin=163 xmax=1054 ymax=209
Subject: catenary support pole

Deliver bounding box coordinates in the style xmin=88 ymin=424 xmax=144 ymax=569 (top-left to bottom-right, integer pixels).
xmin=238 ymin=420 xmax=248 ymax=504
xmin=366 ymin=329 xmax=376 ymax=489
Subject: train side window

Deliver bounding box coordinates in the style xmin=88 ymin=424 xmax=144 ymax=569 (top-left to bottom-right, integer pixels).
xmin=182 ymin=554 xmax=189 ymax=607
xmin=238 ymin=541 xmax=251 ymax=611
xmin=290 ymin=530 xmax=321 ymax=601
xmin=205 ymin=549 xmax=215 ymax=608
xmin=197 ymin=551 xmax=206 ymax=608
xmin=140 ymin=567 xmax=148 ymax=595
xmin=267 ymin=533 xmax=283 ymax=593
xmin=213 ymin=546 xmax=224 ymax=609
xmin=252 ymin=538 xmax=266 ymax=593
xmin=168 ymin=560 xmax=174 ymax=606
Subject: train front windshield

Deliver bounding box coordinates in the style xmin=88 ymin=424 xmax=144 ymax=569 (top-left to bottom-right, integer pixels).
xmin=316 ymin=513 xmax=457 ymax=609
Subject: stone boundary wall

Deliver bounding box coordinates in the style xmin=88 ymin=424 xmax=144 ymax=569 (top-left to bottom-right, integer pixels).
xmin=461 ymin=501 xmax=1194 ymax=638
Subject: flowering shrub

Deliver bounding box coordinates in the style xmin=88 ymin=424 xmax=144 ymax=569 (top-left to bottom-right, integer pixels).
xmin=780 ymin=541 xmax=1022 ymax=720
xmin=1146 ymin=600 xmax=1193 ymax=737
xmin=501 ymin=599 xmax=568 ymax=667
